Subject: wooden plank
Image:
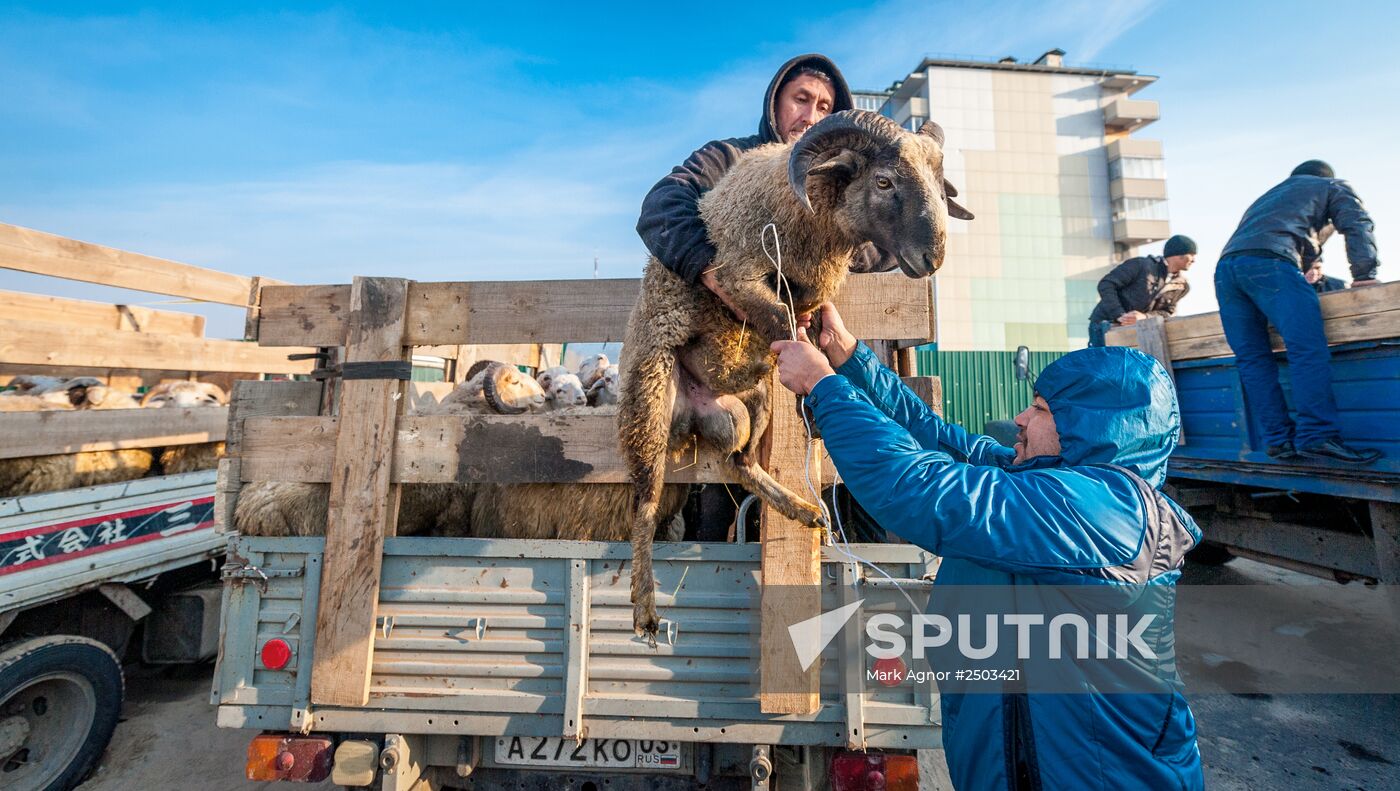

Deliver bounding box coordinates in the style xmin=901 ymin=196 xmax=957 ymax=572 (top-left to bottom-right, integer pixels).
xmin=1134 ymin=316 xmax=1174 ymax=380
xmin=312 ymin=277 xmax=411 ymax=707
xmin=0 ymin=221 xmax=282 ymax=306
xmin=1106 ymin=282 xmax=1400 ymax=360
xmin=238 ymin=414 xmax=733 ymax=484
xmin=256 ymin=273 xmax=936 ymax=347
xmin=0 ymin=408 xmax=227 ymax=459
xmin=758 ymin=374 xmax=823 ymax=715
xmin=215 ymin=380 xmax=323 ymax=530
xmin=901 ymin=376 xmax=944 ymax=417
xmin=0 ymin=318 xmax=315 ymax=374
xmin=0 ymin=289 xmax=205 ymax=336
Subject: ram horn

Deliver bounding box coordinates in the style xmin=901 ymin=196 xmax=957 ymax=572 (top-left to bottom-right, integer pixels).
xmin=916 ymin=119 xmax=946 ymax=146
xmin=788 ymin=110 xmax=903 ymax=213
xmin=481 ymin=362 xmax=529 ymax=415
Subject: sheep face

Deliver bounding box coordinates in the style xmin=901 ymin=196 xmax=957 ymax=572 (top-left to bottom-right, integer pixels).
xmin=545 ymin=373 xmax=589 ymax=409
xmin=141 ymin=381 xmax=228 ymax=408
xmin=588 ymin=365 xmax=620 ymax=406
xmin=481 ymin=363 xmax=547 ymax=414
xmin=789 ymin=111 xmax=974 ymax=279
xmin=536 ymin=366 xmax=570 ymax=391
xmin=576 ymin=353 xmax=610 ymax=389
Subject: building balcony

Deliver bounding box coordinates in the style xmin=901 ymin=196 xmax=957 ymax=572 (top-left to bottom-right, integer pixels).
xmin=1113 ymin=218 xmax=1170 ymax=245
xmin=1110 ymin=178 xmax=1167 ymax=201
xmin=1106 ymin=138 xmax=1162 ymax=160
xmin=1103 ymin=97 xmax=1159 ymax=132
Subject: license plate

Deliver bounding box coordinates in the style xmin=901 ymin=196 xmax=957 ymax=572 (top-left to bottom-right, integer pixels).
xmin=494 ymin=736 xmax=684 ymax=771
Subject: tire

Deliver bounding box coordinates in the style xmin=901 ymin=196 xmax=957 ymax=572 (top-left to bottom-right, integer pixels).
xmin=1186 ymin=541 xmax=1236 ymax=567
xmin=0 ymin=636 xmax=124 ymax=791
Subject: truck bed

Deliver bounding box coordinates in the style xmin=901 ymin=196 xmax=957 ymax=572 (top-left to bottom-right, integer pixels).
xmin=213 ymin=536 xmax=943 ymax=750
xmin=1171 ymin=339 xmax=1400 ymax=501
xmin=1 ymin=470 xmax=221 ymax=615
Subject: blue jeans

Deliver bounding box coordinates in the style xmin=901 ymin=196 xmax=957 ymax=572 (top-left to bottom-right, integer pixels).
xmin=1214 ymin=255 xmax=1340 ymax=449
xmin=1087 ymin=320 xmax=1114 ymax=347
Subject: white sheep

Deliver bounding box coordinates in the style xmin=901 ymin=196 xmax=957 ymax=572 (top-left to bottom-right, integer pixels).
xmin=587 ymin=364 xmax=621 ymax=406
xmin=543 ymin=372 xmax=589 ymax=410
xmin=576 ymin=353 xmax=611 ymax=390
xmin=141 ymin=382 xmax=230 ymax=475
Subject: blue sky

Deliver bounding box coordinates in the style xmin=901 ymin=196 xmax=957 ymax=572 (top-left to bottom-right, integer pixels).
xmin=2 ymin=1 xmax=1397 ymax=337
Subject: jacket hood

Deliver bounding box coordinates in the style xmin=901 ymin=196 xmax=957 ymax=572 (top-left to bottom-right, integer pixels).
xmin=759 ymin=53 xmax=854 ymax=144
xmin=1034 ymin=347 xmax=1180 ymax=487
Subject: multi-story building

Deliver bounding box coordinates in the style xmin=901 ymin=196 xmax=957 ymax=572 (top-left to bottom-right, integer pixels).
xmin=861 ymin=49 xmax=1166 ymax=350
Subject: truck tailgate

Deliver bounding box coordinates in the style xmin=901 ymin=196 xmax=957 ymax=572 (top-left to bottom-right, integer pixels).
xmin=215 ymin=536 xmax=942 ymax=749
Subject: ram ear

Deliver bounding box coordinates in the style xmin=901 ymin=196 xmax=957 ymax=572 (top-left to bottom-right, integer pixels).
xmin=943 ymin=178 xmax=974 ymax=220
xmin=803 ymin=150 xmax=866 ymax=211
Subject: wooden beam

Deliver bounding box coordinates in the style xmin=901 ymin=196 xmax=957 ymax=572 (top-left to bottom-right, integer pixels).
xmin=901 ymin=376 xmax=944 ymax=417
xmin=0 ymin=408 xmax=227 ymax=459
xmin=1105 ymin=281 xmax=1400 ymax=361
xmin=0 ymin=318 xmax=314 ymax=374
xmin=312 ymin=277 xmax=411 ymax=707
xmin=238 ymin=413 xmax=734 ymax=484
xmin=1 ymin=289 xmax=205 ymax=336
xmin=256 ymin=273 xmax=936 ymax=347
xmin=215 ymin=380 xmax=324 ymax=530
xmin=0 ymin=221 xmax=282 ymax=306
xmin=758 ymin=375 xmax=823 ymax=715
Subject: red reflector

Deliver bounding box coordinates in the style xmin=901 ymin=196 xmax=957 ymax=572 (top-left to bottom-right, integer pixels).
xmin=246 ymin=733 xmax=334 ymax=782
xmin=261 ymin=638 xmax=292 ymax=670
xmin=830 ymin=751 xmax=918 ymax=791
xmin=871 ymin=656 xmax=907 ymax=686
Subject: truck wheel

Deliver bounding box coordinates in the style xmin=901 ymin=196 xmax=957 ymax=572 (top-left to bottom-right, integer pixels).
xmin=0 ymin=636 xmax=124 ymax=791
xmin=1187 ymin=541 xmax=1235 ymax=567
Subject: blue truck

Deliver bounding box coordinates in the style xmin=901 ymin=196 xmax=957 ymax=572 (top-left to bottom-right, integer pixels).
xmin=1106 ymin=285 xmax=1400 ymax=589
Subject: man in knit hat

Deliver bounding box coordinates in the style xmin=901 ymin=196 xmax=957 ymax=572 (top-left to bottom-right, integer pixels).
xmin=1087 ymin=234 xmax=1196 ymax=347
xmin=1216 ymin=160 xmax=1381 ymax=464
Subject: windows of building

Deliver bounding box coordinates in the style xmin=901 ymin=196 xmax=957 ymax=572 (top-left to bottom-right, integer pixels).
xmin=1108 ymin=156 xmax=1166 ymax=181
xmin=1112 ymin=197 xmax=1170 ymax=222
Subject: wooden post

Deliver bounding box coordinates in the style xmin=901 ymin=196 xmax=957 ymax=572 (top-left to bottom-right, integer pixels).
xmin=1135 ymin=316 xmax=1183 ymax=444
xmin=311 ymin=277 xmax=411 ymax=707
xmin=758 ymin=372 xmax=823 ymax=714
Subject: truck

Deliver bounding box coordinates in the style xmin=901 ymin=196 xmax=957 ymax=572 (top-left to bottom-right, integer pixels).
xmin=1105 ymin=284 xmax=1400 ymax=591
xmin=212 ymin=273 xmax=948 ymax=790
xmin=0 ymin=221 xmax=315 ymax=790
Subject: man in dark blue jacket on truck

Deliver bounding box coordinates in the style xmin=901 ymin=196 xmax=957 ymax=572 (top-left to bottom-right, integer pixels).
xmin=1217 ymin=160 xmax=1381 ymax=464
xmin=772 ymin=304 xmax=1204 ymax=791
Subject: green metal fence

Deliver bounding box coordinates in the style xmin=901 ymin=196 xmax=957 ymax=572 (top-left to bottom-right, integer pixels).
xmin=914 ymin=345 xmax=1066 ymax=432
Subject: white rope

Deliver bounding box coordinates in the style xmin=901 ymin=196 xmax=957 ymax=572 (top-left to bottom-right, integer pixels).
xmin=760 ymin=222 xmax=924 ymax=615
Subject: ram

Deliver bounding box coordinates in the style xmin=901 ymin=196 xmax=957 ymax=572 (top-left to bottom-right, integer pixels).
xmin=618 ymin=109 xmax=972 ymax=636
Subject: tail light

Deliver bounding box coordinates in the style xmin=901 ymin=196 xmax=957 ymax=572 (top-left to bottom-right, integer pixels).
xmin=830 ymin=750 xmax=918 ymax=791
xmin=246 ymin=733 xmax=333 ymax=782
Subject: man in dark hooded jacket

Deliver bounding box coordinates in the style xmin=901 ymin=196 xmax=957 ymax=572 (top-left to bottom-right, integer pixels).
xmin=771 ymin=304 xmax=1204 ymax=791
xmin=636 ymin=53 xmax=895 ymax=315
xmin=1216 ymin=159 xmax=1381 ymax=464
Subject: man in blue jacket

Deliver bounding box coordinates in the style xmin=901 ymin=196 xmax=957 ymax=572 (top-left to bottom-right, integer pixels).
xmin=773 ymin=305 xmax=1204 ymax=791
xmin=1217 ymin=159 xmax=1381 ymax=463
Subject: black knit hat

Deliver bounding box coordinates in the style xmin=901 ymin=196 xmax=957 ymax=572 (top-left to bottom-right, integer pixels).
xmin=1163 ymin=235 xmax=1196 ymax=258
xmin=1291 ymin=160 xmax=1335 ymax=178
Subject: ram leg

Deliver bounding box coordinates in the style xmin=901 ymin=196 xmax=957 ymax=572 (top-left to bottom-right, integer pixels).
xmin=730 ymin=457 xmax=827 ymax=529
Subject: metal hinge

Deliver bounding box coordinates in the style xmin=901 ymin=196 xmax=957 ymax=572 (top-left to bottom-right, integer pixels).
xmin=222 ymin=562 xmax=304 ymax=593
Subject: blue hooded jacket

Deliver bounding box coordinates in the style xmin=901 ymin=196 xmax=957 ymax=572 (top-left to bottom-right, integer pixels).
xmin=806 ymin=344 xmax=1204 ymax=791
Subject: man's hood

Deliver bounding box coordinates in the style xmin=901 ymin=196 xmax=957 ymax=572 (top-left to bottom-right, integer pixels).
xmin=1033 ymin=347 xmax=1180 ymax=488
xmin=758 ymin=53 xmax=854 ymax=144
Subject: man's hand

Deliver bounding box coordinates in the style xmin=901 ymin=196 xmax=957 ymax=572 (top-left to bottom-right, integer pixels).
xmin=1352 ymin=279 xmax=1381 ymax=287
xmin=1118 ymin=310 xmax=1148 ymax=325
xmin=770 ymin=340 xmax=835 ymax=396
xmin=701 ymin=267 xmax=747 ymax=322
xmin=796 ymin=302 xmax=858 ymax=368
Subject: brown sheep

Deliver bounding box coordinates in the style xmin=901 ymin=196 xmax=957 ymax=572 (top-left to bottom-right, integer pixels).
xmin=618 ymin=110 xmax=971 ymax=637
